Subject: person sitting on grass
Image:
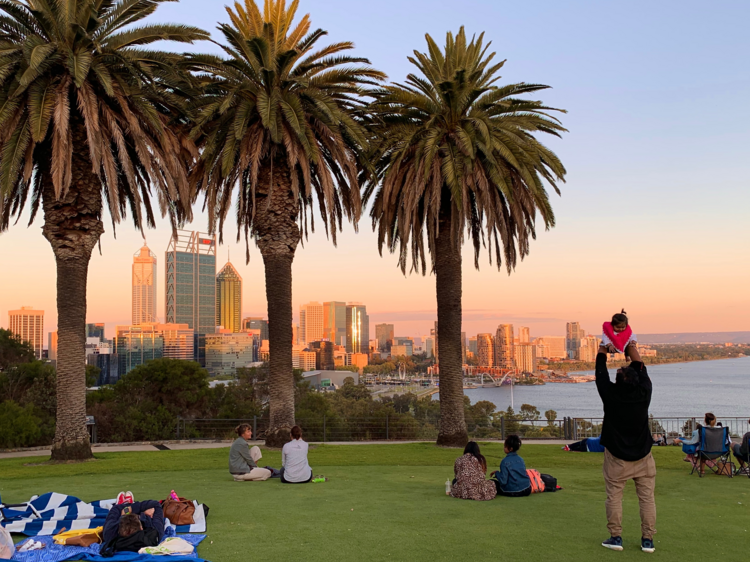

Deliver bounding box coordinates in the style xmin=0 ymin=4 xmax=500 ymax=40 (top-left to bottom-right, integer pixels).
xmin=101 ymin=500 xmax=164 ymax=555
xmin=281 ymin=425 xmax=313 ymax=484
xmin=450 ymin=441 xmax=496 ymax=501
xmin=230 ymin=424 xmax=272 ymax=482
xmin=493 ymin=435 xmax=532 ymax=497
xmin=731 ymin=419 xmax=750 ymax=472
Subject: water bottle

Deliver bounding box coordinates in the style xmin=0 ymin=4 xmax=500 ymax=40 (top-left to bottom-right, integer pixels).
xmin=445 ymin=479 xmax=451 ymax=495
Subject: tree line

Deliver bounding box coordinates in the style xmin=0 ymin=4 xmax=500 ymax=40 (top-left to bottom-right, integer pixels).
xmin=0 ymin=0 xmax=566 ymax=459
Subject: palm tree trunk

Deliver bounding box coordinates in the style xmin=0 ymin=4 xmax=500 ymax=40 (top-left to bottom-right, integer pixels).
xmin=42 ymin=121 xmax=103 ymax=461
xmin=435 ymin=201 xmax=468 ymax=447
xmin=254 ymin=155 xmax=300 ymax=448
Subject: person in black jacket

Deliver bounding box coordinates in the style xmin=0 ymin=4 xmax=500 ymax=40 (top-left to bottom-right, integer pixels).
xmin=100 ymin=500 xmax=165 ymax=556
xmin=595 ymin=343 xmax=657 ymax=554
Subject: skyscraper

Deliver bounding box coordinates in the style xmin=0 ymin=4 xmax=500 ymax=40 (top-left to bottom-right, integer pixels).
xmin=8 ymin=307 xmax=43 ymax=359
xmin=494 ymin=324 xmax=514 ymax=369
xmin=299 ymin=302 xmax=324 ymax=344
xmin=132 ymin=244 xmax=157 ymax=325
xmin=375 ymin=323 xmax=394 ymax=352
xmin=323 ymin=301 xmax=347 ymax=345
xmin=566 ymin=322 xmax=583 ymax=360
xmin=519 ymin=327 xmax=530 ymax=343
xmin=476 ymin=333 xmax=494 ymax=367
xmin=165 ymin=231 xmax=216 ymax=365
xmin=309 ymin=340 xmax=335 ymax=370
xmin=346 ymin=303 xmax=369 ymax=354
xmin=242 ymin=317 xmax=268 ymax=341
xmin=216 ymin=262 xmax=242 ymax=332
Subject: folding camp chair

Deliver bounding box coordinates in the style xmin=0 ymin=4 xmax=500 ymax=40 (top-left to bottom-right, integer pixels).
xmin=733 ymin=434 xmax=750 ymax=478
xmin=690 ymin=426 xmax=733 ymax=478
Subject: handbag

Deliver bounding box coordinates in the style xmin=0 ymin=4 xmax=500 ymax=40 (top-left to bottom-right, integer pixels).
xmin=161 ymin=497 xmax=195 ymax=526
xmin=540 ymin=473 xmax=559 ymax=492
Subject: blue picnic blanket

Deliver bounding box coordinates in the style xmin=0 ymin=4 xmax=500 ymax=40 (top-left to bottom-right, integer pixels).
xmin=11 ymin=532 xmax=206 ymax=562
xmin=1 ymin=494 xmax=206 ymax=536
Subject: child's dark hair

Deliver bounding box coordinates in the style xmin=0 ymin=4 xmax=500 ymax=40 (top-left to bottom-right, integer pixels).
xmin=504 ymin=434 xmax=522 ymax=452
xmin=612 ymin=309 xmax=629 ymax=329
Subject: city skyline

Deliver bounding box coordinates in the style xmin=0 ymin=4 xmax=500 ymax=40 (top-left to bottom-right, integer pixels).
xmin=0 ymin=0 xmax=747 ymax=339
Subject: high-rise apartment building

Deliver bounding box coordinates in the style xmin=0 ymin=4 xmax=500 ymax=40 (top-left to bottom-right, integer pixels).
xmin=579 ymin=335 xmax=601 ymax=362
xmin=468 ymin=336 xmax=478 ymax=356
xmin=514 ymin=342 xmax=537 ymax=373
xmin=346 ymin=303 xmax=369 ymax=354
xmin=8 ymin=307 xmax=44 ymax=359
xmin=424 ymin=336 xmax=435 ymax=358
xmin=205 ymin=331 xmax=255 ymax=377
xmin=566 ymin=322 xmax=583 ymax=360
xmin=165 ymin=231 xmax=216 ymax=366
xmin=242 ymin=317 xmax=268 ymax=341
xmin=132 ymin=244 xmax=157 ymax=325
xmin=476 ymin=333 xmax=494 ymax=367
xmin=113 ymin=323 xmax=193 ymax=376
xmin=375 ymin=323 xmax=394 ymax=352
xmin=519 ymin=327 xmax=530 ymax=343
xmin=323 ymin=301 xmax=347 ymax=345
xmin=86 ymin=323 xmax=105 ymax=341
xmin=534 ymin=336 xmax=567 ymax=360
xmin=216 ymin=262 xmax=242 ymax=333
xmin=299 ymin=302 xmax=324 ymax=344
xmin=494 ymin=324 xmax=514 ymax=369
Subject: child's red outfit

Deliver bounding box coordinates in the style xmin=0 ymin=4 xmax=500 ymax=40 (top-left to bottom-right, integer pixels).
xmin=601 ymin=322 xmax=637 ymax=353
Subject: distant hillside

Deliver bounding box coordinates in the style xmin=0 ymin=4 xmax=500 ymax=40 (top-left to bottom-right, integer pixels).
xmin=638 ymin=332 xmax=750 ymax=344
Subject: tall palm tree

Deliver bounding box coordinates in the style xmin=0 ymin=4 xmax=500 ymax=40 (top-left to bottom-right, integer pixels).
xmin=0 ymin=0 xmax=208 ymax=460
xmin=188 ymin=0 xmax=384 ymax=447
xmin=366 ymin=28 xmax=567 ymax=447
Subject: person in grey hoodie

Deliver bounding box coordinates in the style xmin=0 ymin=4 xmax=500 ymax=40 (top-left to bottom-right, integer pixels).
xmin=229 ymin=424 xmax=272 ymax=481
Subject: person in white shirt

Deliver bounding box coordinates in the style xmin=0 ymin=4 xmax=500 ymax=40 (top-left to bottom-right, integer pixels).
xmin=281 ymin=426 xmax=313 ymax=483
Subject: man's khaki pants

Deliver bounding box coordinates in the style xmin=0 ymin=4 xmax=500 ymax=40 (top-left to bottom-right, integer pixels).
xmin=233 ymin=446 xmax=272 ymax=481
xmin=603 ymin=448 xmax=656 ymax=539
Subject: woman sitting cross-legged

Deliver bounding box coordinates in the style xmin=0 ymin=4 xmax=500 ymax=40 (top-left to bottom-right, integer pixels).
xmin=450 ymin=441 xmax=497 ymax=501
xmin=229 ymin=424 xmax=272 ymax=481
xmin=281 ymin=425 xmax=313 ymax=483
xmin=494 ymin=435 xmax=532 ymax=497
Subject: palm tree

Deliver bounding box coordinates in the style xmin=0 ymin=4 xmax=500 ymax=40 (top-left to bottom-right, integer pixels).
xmin=366 ymin=28 xmax=567 ymax=447
xmin=0 ymin=0 xmax=208 ymax=460
xmin=188 ymin=0 xmax=384 ymax=447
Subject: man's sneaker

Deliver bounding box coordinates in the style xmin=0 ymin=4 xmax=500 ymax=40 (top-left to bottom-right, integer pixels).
xmin=562 ymin=445 xmax=570 ymax=451
xmin=116 ymin=491 xmax=126 ymax=504
xmin=601 ymin=536 xmax=623 ymax=551
xmin=124 ymin=491 xmax=134 ymax=503
xmin=641 ymin=538 xmax=655 ymax=553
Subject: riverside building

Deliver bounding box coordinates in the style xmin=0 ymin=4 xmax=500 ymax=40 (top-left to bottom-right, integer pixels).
xmin=494 ymin=324 xmax=515 ymax=369
xmin=566 ymin=322 xmax=583 ymax=360
xmin=477 ymin=333 xmax=495 ymax=367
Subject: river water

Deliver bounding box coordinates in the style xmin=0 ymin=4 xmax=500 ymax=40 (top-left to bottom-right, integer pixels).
xmin=453 ymin=356 xmax=750 ymax=418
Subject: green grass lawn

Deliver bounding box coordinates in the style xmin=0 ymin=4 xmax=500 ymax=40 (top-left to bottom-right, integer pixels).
xmin=1 ymin=444 xmax=748 ymax=561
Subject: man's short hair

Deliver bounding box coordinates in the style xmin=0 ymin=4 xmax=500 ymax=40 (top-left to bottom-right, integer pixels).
xmin=118 ymin=513 xmax=142 ymax=537
xmin=615 ymin=366 xmax=639 ymax=386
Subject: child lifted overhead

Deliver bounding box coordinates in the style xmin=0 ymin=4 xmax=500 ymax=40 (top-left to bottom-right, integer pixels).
xmin=602 ymin=309 xmax=637 ymax=357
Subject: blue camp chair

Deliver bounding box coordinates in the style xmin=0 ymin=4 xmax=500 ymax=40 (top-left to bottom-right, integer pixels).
xmin=690 ymin=426 xmax=733 ymax=478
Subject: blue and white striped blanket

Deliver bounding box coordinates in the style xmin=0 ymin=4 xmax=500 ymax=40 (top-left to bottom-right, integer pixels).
xmin=0 ymin=493 xmax=206 ymax=536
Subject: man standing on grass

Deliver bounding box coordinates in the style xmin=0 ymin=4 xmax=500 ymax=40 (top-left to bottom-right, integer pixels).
xmin=595 ymin=343 xmax=656 ymax=553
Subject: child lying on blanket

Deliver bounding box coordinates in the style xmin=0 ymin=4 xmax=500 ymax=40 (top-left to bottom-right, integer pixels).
xmin=100 ymin=500 xmax=165 ymax=556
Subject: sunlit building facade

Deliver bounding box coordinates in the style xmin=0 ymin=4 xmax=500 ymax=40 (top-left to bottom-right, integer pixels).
xmin=494 ymin=324 xmax=515 ymax=369
xmin=8 ymin=307 xmax=43 ymax=359
xmin=346 ymin=303 xmax=369 ymax=354
xmin=514 ymin=342 xmax=537 ymax=373
xmin=323 ymin=301 xmax=347 ymax=345
xmin=566 ymin=322 xmax=583 ymax=360
xmin=375 ymin=323 xmax=394 ymax=352
xmin=132 ymin=245 xmax=157 ymax=325
xmin=216 ymin=262 xmax=242 ymax=333
xmin=299 ymin=302 xmax=324 ymax=345
xmin=477 ymin=333 xmax=494 ymax=367
xmin=205 ymin=331 xmax=255 ymax=377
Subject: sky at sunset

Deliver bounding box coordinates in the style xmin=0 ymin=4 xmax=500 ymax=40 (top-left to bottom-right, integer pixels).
xmin=1 ymin=0 xmax=748 ymax=344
